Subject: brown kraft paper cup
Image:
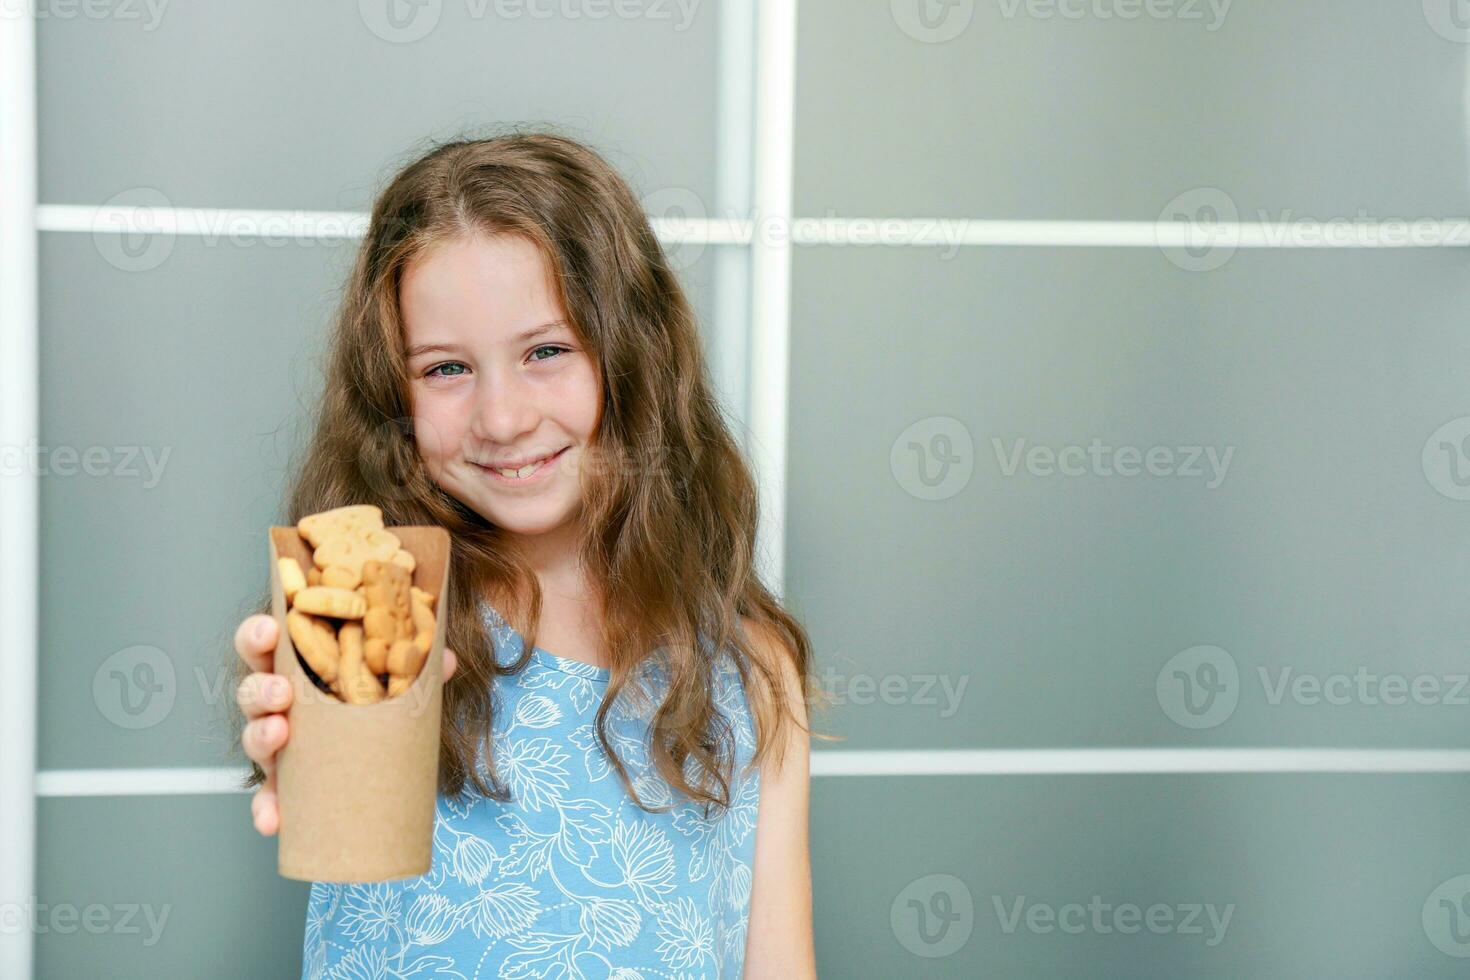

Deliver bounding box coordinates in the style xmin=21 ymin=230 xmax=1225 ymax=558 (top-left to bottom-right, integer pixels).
xmin=267 ymin=525 xmax=451 ymax=883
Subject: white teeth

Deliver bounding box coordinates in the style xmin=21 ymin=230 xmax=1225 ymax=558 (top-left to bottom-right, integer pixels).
xmin=490 ymin=453 xmax=553 ymax=479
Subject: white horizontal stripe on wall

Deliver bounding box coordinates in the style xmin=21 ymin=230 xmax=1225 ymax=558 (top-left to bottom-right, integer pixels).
xmin=35 ymin=750 xmax=1470 ymax=797
xmin=37 ymin=204 xmax=755 ymax=245
xmin=37 ymin=767 xmax=249 ymax=797
xmin=41 ymin=206 xmax=1470 ymax=249
xmin=809 ymin=749 xmax=1470 ymax=776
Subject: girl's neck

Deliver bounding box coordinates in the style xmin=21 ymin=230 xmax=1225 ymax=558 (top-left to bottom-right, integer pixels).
xmin=499 ymin=520 xmax=599 ymax=609
xmin=508 ymin=517 xmax=580 ymax=583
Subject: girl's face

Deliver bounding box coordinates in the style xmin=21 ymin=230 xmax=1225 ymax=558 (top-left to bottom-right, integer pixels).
xmin=400 ymin=232 xmax=601 ymax=540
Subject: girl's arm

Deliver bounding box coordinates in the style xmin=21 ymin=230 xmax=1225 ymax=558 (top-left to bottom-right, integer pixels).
xmin=741 ymin=619 xmax=817 ymax=978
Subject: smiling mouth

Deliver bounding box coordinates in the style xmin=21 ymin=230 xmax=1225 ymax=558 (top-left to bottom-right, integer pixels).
xmin=476 ymin=447 xmax=568 ymax=481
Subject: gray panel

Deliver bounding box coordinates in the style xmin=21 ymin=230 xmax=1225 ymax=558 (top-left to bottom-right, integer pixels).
xmin=38 ymin=231 xmax=346 ymax=772
xmin=38 ymin=230 xmax=724 ymax=769
xmin=789 ymin=244 xmax=1470 ymax=749
xmin=34 ymin=777 xmax=1470 ymax=978
xmin=39 ymin=1 xmax=720 ymax=212
xmin=811 ymin=774 xmax=1470 ymax=979
xmin=34 ymin=795 xmax=307 ymax=980
xmin=794 ymin=0 xmax=1470 ymax=219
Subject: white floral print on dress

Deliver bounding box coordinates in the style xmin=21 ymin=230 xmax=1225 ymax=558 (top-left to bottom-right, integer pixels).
xmin=302 ymin=600 xmax=761 ymax=980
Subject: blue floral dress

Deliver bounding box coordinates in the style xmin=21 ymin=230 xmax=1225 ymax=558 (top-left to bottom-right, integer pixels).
xmin=301 ymin=600 xmax=761 ymax=980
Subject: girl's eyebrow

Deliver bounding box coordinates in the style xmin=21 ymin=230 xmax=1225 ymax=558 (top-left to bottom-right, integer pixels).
xmin=406 ymin=320 xmax=567 ymax=359
xmin=513 ymin=320 xmax=567 ymax=343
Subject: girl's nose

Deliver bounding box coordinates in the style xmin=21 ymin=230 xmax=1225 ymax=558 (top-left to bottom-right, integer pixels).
xmin=470 ymin=369 xmax=539 ymax=445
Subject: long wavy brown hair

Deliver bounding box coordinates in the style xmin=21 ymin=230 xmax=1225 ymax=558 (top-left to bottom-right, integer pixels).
xmin=229 ymin=128 xmax=833 ymax=814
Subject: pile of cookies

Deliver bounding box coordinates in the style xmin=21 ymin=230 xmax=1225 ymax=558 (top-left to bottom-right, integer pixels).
xmin=278 ymin=505 xmax=437 ymax=704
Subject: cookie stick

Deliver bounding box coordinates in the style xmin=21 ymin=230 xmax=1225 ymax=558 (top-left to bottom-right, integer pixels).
xmin=286 ymin=609 xmax=340 ymax=685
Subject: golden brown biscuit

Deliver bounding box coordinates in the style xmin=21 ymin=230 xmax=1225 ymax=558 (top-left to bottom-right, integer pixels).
xmin=321 ymin=564 xmax=362 ymax=590
xmin=362 ymin=559 xmax=414 ymax=673
xmin=364 ymin=637 xmax=389 ymax=675
xmin=332 ymin=623 xmax=384 ymax=705
xmin=297 ymin=505 xmax=384 ymax=548
xmin=278 ymin=557 xmax=307 ymax=602
xmin=286 ymin=608 xmax=340 ymax=684
xmin=283 ymin=507 xmax=439 ymax=703
xmin=387 ymin=638 xmax=425 ymax=677
xmin=313 ymin=528 xmax=401 ymax=576
xmin=410 ymin=595 xmax=435 ymax=656
xmin=292 ymin=586 xmax=367 ymax=620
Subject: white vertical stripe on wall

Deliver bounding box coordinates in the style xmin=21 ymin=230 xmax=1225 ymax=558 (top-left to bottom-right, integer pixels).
xmin=749 ymin=0 xmax=797 ymax=599
xmin=0 ymin=5 xmax=39 ymax=978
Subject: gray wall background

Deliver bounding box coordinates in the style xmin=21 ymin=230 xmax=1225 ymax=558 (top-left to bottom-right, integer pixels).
xmin=30 ymin=1 xmax=1470 ymax=977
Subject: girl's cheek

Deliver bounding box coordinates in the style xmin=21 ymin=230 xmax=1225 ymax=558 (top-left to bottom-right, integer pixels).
xmin=411 ymin=411 xmax=454 ymax=464
xmin=414 ymin=399 xmax=458 ymax=449
xmin=557 ymin=362 xmax=601 ymax=427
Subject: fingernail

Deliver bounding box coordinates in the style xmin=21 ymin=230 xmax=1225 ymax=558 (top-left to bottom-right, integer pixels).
xmin=254 ymin=618 xmax=269 ymax=642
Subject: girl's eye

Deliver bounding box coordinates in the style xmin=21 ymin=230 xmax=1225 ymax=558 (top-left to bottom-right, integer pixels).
xmin=423 ymin=347 xmax=567 ymax=379
xmin=424 ymin=362 xmax=466 ymax=379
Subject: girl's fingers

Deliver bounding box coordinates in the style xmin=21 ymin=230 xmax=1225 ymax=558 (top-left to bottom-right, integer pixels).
xmin=444 ymin=647 xmax=458 ymax=681
xmin=252 ymin=783 xmax=280 ymax=837
xmin=242 ymin=714 xmax=289 ymax=768
xmin=237 ymin=672 xmax=293 ymax=721
xmin=234 ymin=614 xmax=278 ymax=674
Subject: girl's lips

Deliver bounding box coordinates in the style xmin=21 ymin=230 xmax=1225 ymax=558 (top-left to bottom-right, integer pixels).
xmin=476 ymin=446 xmax=568 ymax=486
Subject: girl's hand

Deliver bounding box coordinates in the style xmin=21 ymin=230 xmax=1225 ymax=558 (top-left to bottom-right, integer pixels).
xmin=233 ymin=612 xmax=458 ymax=836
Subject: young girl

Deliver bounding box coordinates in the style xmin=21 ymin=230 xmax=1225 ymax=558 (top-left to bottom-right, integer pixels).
xmin=229 ymin=131 xmax=820 ymax=979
